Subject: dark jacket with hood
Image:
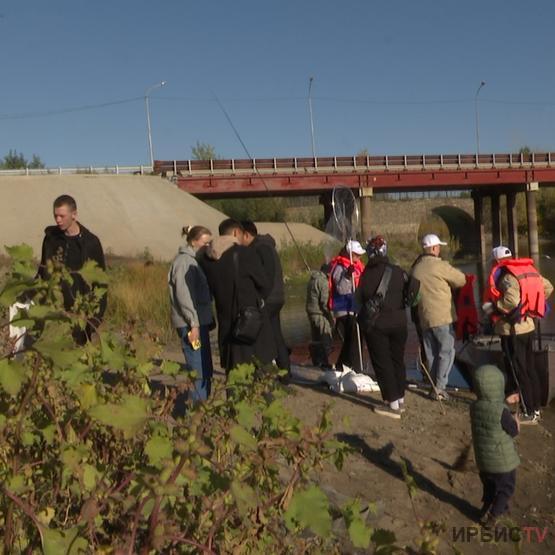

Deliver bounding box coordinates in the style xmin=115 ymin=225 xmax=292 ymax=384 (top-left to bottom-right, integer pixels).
xmin=198 ymin=236 xmax=277 ymax=370
xmin=471 ymin=365 xmax=520 ymax=474
xmin=356 ymin=256 xmax=413 ymax=332
xmin=250 ymin=234 xmax=285 ymax=307
xmin=38 ymin=224 xmax=107 ymax=325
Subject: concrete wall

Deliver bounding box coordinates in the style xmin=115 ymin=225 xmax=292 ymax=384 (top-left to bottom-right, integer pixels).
xmin=364 ymin=197 xmax=474 ymax=239
xmin=0 ymin=175 xmax=227 ymax=261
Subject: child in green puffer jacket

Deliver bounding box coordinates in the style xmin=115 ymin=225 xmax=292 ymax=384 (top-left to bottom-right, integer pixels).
xmin=470 ymin=364 xmax=520 ymax=526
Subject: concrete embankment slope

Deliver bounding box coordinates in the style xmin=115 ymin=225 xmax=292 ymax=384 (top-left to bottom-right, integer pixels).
xmin=0 ymin=175 xmax=335 ymax=261
xmin=0 ymin=175 xmax=227 ymax=261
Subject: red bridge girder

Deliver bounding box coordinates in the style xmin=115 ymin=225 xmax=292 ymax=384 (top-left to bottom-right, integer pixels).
xmin=174 ymin=167 xmax=555 ymax=197
xmin=153 ymin=153 xmax=555 ymax=197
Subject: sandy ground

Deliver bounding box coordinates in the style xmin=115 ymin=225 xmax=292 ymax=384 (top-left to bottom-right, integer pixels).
xmin=282 ymin=355 xmax=555 ymax=554
xmin=159 ymin=335 xmax=555 ymax=554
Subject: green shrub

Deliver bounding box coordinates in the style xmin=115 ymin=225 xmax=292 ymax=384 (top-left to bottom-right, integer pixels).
xmin=0 ymin=245 xmax=401 ymax=553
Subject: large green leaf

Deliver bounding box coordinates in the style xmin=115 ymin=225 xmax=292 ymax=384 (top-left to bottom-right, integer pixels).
xmin=74 ymin=383 xmax=98 ymax=410
xmin=145 ymin=434 xmax=173 ymax=467
xmin=0 ymin=279 xmax=34 ymax=306
xmin=231 ymin=480 xmax=257 ymax=516
xmin=5 ymin=243 xmax=34 ymax=261
xmin=79 ymin=260 xmax=109 ymax=286
xmin=343 ymin=500 xmax=372 ymax=549
xmin=34 ymin=323 xmax=82 ymax=370
xmin=4 ymin=244 xmax=36 ymax=279
xmin=235 ymin=400 xmax=256 ymax=429
xmin=40 ymin=526 xmax=88 ymax=555
xmin=229 ymin=425 xmax=257 ymax=451
xmin=0 ymin=359 xmax=27 ymax=397
xmin=89 ymin=395 xmax=150 ymax=438
xmin=27 ymin=304 xmax=68 ymax=322
xmin=100 ymin=334 xmax=127 ymax=372
xmin=284 ymin=486 xmax=331 ymax=537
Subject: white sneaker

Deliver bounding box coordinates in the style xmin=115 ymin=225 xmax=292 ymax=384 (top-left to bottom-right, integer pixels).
xmin=374 ymin=405 xmax=402 ymax=420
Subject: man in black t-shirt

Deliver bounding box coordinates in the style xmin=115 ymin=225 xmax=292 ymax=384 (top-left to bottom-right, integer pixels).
xmin=38 ymin=195 xmax=106 ymax=344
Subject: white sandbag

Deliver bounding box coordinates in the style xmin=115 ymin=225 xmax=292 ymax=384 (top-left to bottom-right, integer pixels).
xmin=319 ymin=369 xmax=345 ymax=388
xmin=340 ymin=370 xmax=380 ymax=393
xmin=9 ymin=302 xmax=32 ymax=354
xmin=322 ymin=366 xmax=381 ymax=393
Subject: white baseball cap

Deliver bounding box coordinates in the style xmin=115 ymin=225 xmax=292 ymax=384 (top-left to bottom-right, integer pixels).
xmin=492 ymin=246 xmax=512 ymax=260
xmin=422 ymin=234 xmax=447 ymax=248
xmin=346 ymin=240 xmax=365 ymax=255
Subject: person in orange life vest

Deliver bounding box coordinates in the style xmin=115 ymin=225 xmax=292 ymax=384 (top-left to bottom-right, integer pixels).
xmin=482 ymin=246 xmax=553 ymax=423
xmin=329 ymin=240 xmax=365 ymax=372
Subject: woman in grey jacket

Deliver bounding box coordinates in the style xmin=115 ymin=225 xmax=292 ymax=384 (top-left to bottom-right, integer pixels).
xmin=168 ymin=225 xmax=214 ymax=401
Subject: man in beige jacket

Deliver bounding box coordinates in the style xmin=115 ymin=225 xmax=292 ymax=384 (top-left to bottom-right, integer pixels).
xmin=412 ymin=234 xmax=466 ymax=399
xmin=483 ymin=246 xmax=553 ymax=423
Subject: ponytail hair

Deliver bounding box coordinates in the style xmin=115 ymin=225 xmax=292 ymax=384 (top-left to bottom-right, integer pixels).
xmin=182 ymin=225 xmax=212 ymax=244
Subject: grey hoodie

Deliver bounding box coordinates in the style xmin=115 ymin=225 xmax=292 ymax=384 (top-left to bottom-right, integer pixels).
xmin=168 ymin=244 xmax=213 ymax=328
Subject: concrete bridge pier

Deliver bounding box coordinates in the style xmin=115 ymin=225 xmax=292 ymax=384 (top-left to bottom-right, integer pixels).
xmin=526 ymin=182 xmax=540 ymax=264
xmin=472 ymin=191 xmax=486 ymax=264
xmin=490 ymin=193 xmax=502 ymax=248
xmin=320 ymin=191 xmax=333 ymax=229
xmin=359 ymin=187 xmax=373 ymax=241
xmin=506 ymin=191 xmax=519 ymax=257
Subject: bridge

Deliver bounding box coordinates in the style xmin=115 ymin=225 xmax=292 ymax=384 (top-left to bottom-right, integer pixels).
xmin=155 ymin=151 xmax=555 ymax=264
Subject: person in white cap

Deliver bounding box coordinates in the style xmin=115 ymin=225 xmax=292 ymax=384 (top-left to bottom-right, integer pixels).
xmin=411 ymin=234 xmax=466 ymax=400
xmin=328 ymin=240 xmax=366 ymax=372
xmin=483 ymin=245 xmax=553 ymax=423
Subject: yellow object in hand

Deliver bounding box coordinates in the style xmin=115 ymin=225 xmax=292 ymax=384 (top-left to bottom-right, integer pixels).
xmin=188 ymin=330 xmax=201 ymax=350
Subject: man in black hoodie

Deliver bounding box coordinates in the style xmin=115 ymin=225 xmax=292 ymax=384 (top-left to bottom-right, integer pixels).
xmin=38 ymin=195 xmax=106 ymax=344
xmin=242 ymin=221 xmax=291 ymax=375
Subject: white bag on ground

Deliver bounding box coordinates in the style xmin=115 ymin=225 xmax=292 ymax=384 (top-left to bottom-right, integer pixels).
xmin=9 ymin=302 xmax=32 ymax=354
xmin=340 ymin=370 xmax=380 ymax=393
xmin=320 ymin=365 xmax=380 ymax=393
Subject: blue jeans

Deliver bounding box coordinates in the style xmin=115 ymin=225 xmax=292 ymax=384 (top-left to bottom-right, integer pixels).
xmin=422 ymin=324 xmax=455 ymax=391
xmin=177 ymin=324 xmax=213 ymax=402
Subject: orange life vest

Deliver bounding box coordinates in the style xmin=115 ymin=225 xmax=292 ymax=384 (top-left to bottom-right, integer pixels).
xmin=486 ymin=258 xmax=546 ymax=321
xmin=328 ymin=255 xmax=364 ymax=312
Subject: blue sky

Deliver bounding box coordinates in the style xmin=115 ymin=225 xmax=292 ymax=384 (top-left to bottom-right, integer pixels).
xmin=1 ymin=0 xmax=555 ymax=166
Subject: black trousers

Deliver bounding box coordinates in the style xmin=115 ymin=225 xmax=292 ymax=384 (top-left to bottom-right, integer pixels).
xmin=335 ymin=315 xmax=363 ymax=373
xmin=501 ymin=332 xmax=542 ymax=413
xmin=364 ymin=325 xmax=407 ymax=403
xmin=267 ymin=303 xmax=290 ymax=372
xmin=479 ymin=469 xmax=516 ymax=518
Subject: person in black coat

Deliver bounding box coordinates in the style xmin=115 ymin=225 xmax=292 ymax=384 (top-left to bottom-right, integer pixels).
xmin=198 ymin=219 xmax=277 ymax=372
xmin=38 ymin=195 xmax=106 ymax=345
xmin=356 ymin=236 xmax=419 ymax=419
xmin=241 ymin=220 xmax=290 ymax=374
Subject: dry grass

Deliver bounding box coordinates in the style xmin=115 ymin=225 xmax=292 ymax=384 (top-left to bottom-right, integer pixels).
xmin=106 ymin=259 xmax=175 ymax=344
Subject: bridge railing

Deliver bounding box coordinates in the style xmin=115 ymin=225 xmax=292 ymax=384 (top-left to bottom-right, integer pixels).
xmin=154 ymin=152 xmax=554 ymax=176
xmin=0 ymin=165 xmax=152 ymax=177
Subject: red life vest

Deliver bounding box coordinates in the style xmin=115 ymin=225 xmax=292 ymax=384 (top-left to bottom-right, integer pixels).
xmin=486 ymin=258 xmax=546 ymax=321
xmin=454 ymin=274 xmax=478 ymax=340
xmin=328 ymin=255 xmax=364 ymax=311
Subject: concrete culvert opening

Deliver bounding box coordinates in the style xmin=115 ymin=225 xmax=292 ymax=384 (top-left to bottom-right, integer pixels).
xmin=429 ymin=206 xmax=477 ymax=257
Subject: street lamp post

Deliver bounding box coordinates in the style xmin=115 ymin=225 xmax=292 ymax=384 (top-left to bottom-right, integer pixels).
xmin=308 ymin=76 xmax=316 ymax=159
xmin=474 ymin=80 xmax=486 ymax=160
xmin=145 ymin=80 xmax=167 ymax=168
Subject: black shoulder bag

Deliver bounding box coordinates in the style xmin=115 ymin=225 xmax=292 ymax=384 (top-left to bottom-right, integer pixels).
xmin=231 ymin=250 xmax=264 ymax=344
xmin=362 ymin=265 xmax=393 ymax=328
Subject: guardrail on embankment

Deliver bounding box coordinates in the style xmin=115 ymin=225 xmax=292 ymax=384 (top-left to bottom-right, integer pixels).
xmin=0 ymin=165 xmax=153 ymax=177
